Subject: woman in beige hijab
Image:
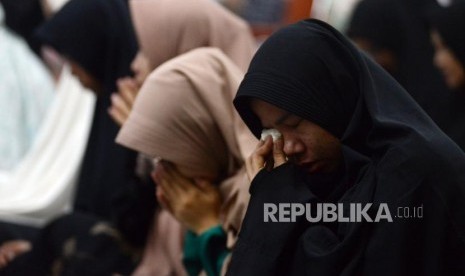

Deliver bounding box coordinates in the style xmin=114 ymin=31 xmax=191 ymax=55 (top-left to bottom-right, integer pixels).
xmin=109 ymin=0 xmax=257 ymax=126
xmin=117 ymin=47 xmax=256 ymax=275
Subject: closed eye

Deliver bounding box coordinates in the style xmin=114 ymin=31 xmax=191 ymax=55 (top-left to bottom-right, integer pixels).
xmin=284 ymin=118 xmax=304 ymax=129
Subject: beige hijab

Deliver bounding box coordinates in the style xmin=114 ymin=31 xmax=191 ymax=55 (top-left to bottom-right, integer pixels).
xmin=129 ymin=0 xmax=256 ymax=72
xmin=117 ymin=47 xmax=256 ymax=247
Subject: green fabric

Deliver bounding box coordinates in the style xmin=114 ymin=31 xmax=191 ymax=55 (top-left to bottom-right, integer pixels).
xmin=182 ymin=225 xmax=229 ymax=276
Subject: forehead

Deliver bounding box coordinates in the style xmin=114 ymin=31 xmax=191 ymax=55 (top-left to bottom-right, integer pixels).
xmin=250 ymin=98 xmax=290 ymax=126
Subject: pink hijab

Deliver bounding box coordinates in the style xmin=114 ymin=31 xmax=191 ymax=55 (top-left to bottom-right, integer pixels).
xmin=129 ymin=0 xmax=256 ymax=71
xmin=117 ymin=47 xmax=256 ymax=275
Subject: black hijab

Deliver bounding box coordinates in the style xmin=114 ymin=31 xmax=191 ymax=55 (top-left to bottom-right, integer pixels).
xmin=229 ymin=19 xmax=465 ymax=275
xmin=35 ymin=0 xmax=139 ymax=221
xmin=0 ymin=0 xmax=45 ymax=55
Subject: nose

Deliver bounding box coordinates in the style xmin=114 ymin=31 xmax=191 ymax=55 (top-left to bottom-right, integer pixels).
xmin=283 ymin=136 xmax=305 ymax=158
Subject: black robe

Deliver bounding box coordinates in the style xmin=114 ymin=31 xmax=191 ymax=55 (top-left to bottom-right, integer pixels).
xmin=228 ymin=19 xmax=465 ymax=275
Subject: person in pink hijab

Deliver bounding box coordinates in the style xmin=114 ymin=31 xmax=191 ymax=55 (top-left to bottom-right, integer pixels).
xmin=108 ymin=0 xmax=257 ymax=127
xmin=116 ymin=47 xmax=256 ymax=275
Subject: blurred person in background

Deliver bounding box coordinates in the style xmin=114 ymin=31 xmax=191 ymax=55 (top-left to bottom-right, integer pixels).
xmin=429 ymin=1 xmax=465 ymax=91
xmin=347 ymin=0 xmax=465 ymax=152
xmin=0 ymin=3 xmax=54 ymax=172
xmin=0 ymin=2 xmax=54 ymax=268
xmin=0 ymin=0 xmax=158 ymax=274
xmin=427 ymin=0 xmax=465 ymax=157
xmin=117 ymin=47 xmax=257 ymax=276
xmin=35 ymin=0 xmax=156 ymax=238
xmin=108 ymin=0 xmax=257 ymax=274
xmin=109 ymin=0 xmax=257 ymax=127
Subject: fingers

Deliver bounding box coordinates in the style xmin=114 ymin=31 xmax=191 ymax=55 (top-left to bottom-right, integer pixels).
xmin=0 ymin=240 xmax=31 ymax=269
xmin=246 ymin=135 xmax=288 ymax=181
xmin=117 ymin=78 xmax=139 ymax=105
xmin=111 ymin=93 xmax=131 ymax=115
xmin=152 ymin=171 xmax=171 ymax=210
xmin=159 ymin=161 xmax=191 ymax=191
xmin=108 ymin=93 xmax=131 ymax=126
xmin=153 ymin=170 xmax=176 ymax=202
xmin=272 ymin=136 xmax=287 ymax=168
xmin=193 ymin=179 xmax=218 ymax=194
xmin=246 ymin=136 xmax=273 ymax=181
xmin=108 ymin=107 xmax=125 ymax=127
xmin=109 ymin=77 xmax=139 ymax=126
xmin=155 ymin=186 xmax=171 ymax=212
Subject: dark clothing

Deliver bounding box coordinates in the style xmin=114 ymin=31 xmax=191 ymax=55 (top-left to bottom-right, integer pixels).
xmin=0 ymin=221 xmax=38 ymax=245
xmin=35 ymin=0 xmax=156 ymax=252
xmin=0 ymin=0 xmax=45 ymax=55
xmin=348 ymin=0 xmax=465 ymax=151
xmin=1 ymin=213 xmax=136 ymax=276
xmin=35 ymin=0 xmax=140 ymax=222
xmin=229 ymin=19 xmax=465 ymax=275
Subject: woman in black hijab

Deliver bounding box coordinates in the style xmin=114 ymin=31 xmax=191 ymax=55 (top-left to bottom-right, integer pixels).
xmin=227 ymin=19 xmax=465 ymax=275
xmin=36 ymin=0 xmax=138 ymax=220
xmin=35 ymin=0 xmax=156 ymax=249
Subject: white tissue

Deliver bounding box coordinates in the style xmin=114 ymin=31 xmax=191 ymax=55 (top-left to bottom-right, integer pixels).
xmin=260 ymin=129 xmax=282 ymax=142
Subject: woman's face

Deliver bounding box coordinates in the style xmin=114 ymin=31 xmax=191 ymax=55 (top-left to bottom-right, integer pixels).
xmin=68 ymin=60 xmax=102 ymax=94
xmin=250 ymin=99 xmax=343 ymax=174
xmin=431 ymin=30 xmax=465 ymax=90
xmin=130 ymin=51 xmax=152 ymax=87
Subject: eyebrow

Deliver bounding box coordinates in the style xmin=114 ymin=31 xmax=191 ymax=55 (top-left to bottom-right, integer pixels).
xmin=262 ymin=112 xmax=294 ymax=129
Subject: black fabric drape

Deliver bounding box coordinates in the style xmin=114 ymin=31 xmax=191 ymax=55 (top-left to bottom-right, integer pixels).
xmin=229 ymin=19 xmax=465 ymax=275
xmin=35 ymin=0 xmax=139 ymax=221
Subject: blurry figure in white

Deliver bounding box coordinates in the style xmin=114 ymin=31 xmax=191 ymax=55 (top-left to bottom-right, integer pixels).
xmin=0 ymin=3 xmax=54 ymax=170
